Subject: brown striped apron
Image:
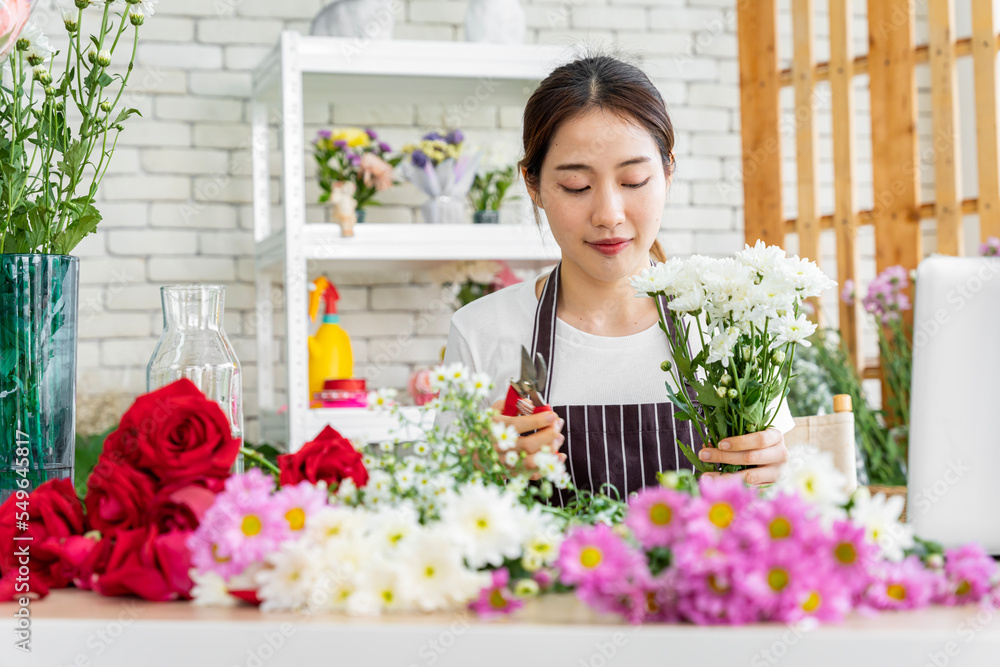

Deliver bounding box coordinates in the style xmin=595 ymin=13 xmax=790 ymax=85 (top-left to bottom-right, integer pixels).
xmin=531 ymin=262 xmax=703 ymax=504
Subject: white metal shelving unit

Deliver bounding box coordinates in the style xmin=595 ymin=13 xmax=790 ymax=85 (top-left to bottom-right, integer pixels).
xmin=250 ymin=32 xmax=567 ymax=451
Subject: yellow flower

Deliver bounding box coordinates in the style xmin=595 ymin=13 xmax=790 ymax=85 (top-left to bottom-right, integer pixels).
xmin=332 ymin=127 xmax=370 ymax=148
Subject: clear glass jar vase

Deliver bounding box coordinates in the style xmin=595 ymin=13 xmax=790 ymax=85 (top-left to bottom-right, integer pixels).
xmin=147 ymin=285 xmax=243 ymax=472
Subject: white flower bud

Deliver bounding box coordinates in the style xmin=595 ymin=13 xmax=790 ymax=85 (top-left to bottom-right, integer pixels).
xmin=97 ymin=49 xmax=111 ymax=67
xmin=513 ymin=579 xmax=540 ymax=597
xmin=32 ymin=67 xmax=52 ymax=85
xmin=720 ymin=372 xmax=731 ymax=386
xmin=63 ymin=10 xmax=79 ymax=31
xmin=727 ymin=388 xmax=738 ymax=399
xmin=715 ymin=386 xmax=727 ymax=398
xmin=772 ymin=350 xmax=786 ymax=365
xmin=129 ymin=7 xmax=145 ymax=26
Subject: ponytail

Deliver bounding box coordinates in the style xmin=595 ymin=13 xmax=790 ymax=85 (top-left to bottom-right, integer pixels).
xmin=649 ymin=238 xmax=666 ymax=263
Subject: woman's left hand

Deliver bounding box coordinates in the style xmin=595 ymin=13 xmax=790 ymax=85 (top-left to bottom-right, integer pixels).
xmin=697 ymin=427 xmax=789 ymax=486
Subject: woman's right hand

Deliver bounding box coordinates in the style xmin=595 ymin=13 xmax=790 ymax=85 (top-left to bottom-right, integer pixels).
xmin=490 ymin=399 xmax=566 ymax=469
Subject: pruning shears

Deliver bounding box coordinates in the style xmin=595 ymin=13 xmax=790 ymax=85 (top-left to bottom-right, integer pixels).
xmin=502 ymin=346 xmax=553 ymax=417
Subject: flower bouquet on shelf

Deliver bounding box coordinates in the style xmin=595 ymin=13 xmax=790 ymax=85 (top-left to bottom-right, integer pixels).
xmin=187 ymin=365 xmax=624 ymax=615
xmin=630 ymin=242 xmax=837 ymax=474
xmin=313 ymin=126 xmax=401 ymax=236
xmin=401 ymin=129 xmax=480 ymax=224
xmin=468 ymin=143 xmax=519 ymax=224
xmin=430 ymin=259 xmax=522 ymax=309
xmin=558 ymin=446 xmax=1000 ymax=625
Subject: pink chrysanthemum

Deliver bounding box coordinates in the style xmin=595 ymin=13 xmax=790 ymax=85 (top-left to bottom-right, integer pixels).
xmin=795 ymin=567 xmax=853 ymax=624
xmin=743 ymin=549 xmax=814 ymax=623
xmin=752 ymin=491 xmax=821 ymax=548
xmin=674 ymin=552 xmax=762 ymax=625
xmin=684 ymin=474 xmax=756 ymax=539
xmin=557 ymin=523 xmax=642 ymax=589
xmin=933 ymin=543 xmax=998 ymax=605
xmin=273 ymin=481 xmax=328 ymax=534
xmin=626 ymin=487 xmax=690 ymax=549
xmin=863 ymin=556 xmax=936 ymax=611
xmin=223 ymin=468 xmax=276 ymax=502
xmin=824 ymin=518 xmax=880 ymax=596
xmin=469 ymin=568 xmax=523 ymax=619
xmin=578 ymin=566 xmax=680 ymax=625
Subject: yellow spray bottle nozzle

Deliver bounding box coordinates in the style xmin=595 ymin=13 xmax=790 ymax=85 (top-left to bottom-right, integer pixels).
xmin=309 ymin=276 xmax=332 ymax=322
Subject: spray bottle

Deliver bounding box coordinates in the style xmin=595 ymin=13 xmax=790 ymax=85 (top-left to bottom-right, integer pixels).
xmin=308 ymin=277 xmax=354 ymax=400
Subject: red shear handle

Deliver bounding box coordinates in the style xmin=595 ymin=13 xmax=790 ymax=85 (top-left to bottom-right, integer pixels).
xmin=501 ymin=384 xmax=553 ymax=417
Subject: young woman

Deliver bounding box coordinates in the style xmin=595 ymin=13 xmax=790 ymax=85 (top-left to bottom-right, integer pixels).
xmin=442 ymin=55 xmax=793 ymax=500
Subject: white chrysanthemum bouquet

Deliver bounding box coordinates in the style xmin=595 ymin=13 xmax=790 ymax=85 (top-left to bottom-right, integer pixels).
xmin=630 ymin=241 xmax=837 ymax=474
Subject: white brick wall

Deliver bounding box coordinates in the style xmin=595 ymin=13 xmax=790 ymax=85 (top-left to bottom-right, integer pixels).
xmin=54 ymin=0 xmax=768 ymax=440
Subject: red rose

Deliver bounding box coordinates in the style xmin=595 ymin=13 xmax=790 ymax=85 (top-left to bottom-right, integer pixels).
xmin=278 ymin=426 xmax=368 ymax=488
xmin=91 ymin=527 xmax=194 ymax=601
xmin=103 ymin=378 xmax=241 ymax=485
xmin=0 ymin=479 xmax=86 ymax=599
xmin=149 ymin=483 xmax=218 ymax=534
xmin=84 ymin=457 xmax=156 ymax=535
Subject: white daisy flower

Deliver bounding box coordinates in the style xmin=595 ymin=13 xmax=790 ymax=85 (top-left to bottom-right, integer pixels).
xmin=849 ymin=487 xmax=914 ymax=562
xmin=189 ymin=571 xmax=238 ymax=607
xmin=255 ymin=543 xmax=324 ymax=612
xmin=490 ymin=421 xmax=519 ymax=452
xmin=439 ymin=484 xmax=527 ymax=569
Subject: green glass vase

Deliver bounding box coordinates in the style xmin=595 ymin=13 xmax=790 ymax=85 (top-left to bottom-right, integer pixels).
xmin=0 ymin=254 xmax=80 ymax=502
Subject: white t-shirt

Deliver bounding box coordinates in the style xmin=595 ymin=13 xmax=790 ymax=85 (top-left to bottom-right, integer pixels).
xmin=442 ymin=276 xmax=796 ymax=434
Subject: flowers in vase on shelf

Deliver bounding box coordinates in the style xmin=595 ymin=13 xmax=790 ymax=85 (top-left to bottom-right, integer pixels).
xmin=313 ymin=126 xmax=401 ymax=212
xmin=629 ymin=241 xmax=837 ymax=474
xmin=401 ymin=130 xmax=481 ymax=223
xmin=557 ymin=446 xmax=1000 ymax=625
xmin=0 ymin=0 xmax=151 ymax=254
xmin=430 ymin=259 xmax=522 ymax=309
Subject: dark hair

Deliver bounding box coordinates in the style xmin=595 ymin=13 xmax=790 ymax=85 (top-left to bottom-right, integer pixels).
xmin=519 ymin=53 xmax=674 ymax=262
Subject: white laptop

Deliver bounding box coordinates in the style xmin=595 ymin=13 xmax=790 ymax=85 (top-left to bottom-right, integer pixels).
xmin=908 ymin=255 xmax=1000 ymax=554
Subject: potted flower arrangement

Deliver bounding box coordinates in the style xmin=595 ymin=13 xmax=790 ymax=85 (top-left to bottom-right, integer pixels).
xmin=400 ymin=129 xmax=480 ymax=224
xmin=468 ymin=142 xmax=519 ymax=224
xmin=1 ymin=1 xmax=149 ymax=499
xmin=312 ymin=126 xmax=400 ymax=236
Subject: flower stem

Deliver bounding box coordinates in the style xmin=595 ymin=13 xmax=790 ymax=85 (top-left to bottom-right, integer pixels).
xmin=239 ymin=445 xmax=280 ymax=476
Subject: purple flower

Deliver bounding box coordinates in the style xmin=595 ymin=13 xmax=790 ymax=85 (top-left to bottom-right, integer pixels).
xmin=365 ymin=127 xmax=378 ymax=139
xmin=861 ymin=265 xmax=912 ymax=323
xmin=933 ymin=543 xmax=998 ymax=605
xmin=422 ymin=131 xmax=444 ymax=142
xmin=862 ymin=556 xmax=936 ymax=611
xmin=333 ymin=139 xmax=348 ymax=150
xmin=378 ymin=141 xmax=391 ymax=153
xmin=469 ymin=568 xmax=523 ymax=619
xmin=317 ymin=129 xmax=332 ymax=140
xmin=841 ymin=279 xmax=856 ymax=306
xmin=348 ymin=153 xmax=361 ymax=166
xmin=445 ymin=129 xmax=464 ymax=145
xmin=626 ymin=487 xmax=689 ymax=549
xmin=557 ymin=523 xmax=642 ymax=588
xmin=410 ymin=149 xmax=428 ymax=168
xmin=980 ymin=236 xmax=1000 ymax=257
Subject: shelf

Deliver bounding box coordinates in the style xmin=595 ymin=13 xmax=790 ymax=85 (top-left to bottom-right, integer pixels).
xmin=255 ymin=222 xmax=561 ymax=272
xmin=260 ymin=406 xmax=435 ymax=451
xmin=252 ymin=35 xmax=569 ymax=104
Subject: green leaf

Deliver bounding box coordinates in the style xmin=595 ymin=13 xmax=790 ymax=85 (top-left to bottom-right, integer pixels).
xmin=113 ymin=107 xmax=140 ymax=124
xmin=51 ymin=204 xmax=102 ymax=255
xmin=97 ymin=73 xmax=113 ymax=88
xmin=676 ymin=437 xmax=713 ymax=473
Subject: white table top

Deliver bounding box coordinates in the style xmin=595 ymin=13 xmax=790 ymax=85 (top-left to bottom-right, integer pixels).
xmin=2 ymin=589 xmax=999 ymax=667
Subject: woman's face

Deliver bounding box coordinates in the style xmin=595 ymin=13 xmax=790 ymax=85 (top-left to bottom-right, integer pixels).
xmin=529 ymin=108 xmax=669 ymax=284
